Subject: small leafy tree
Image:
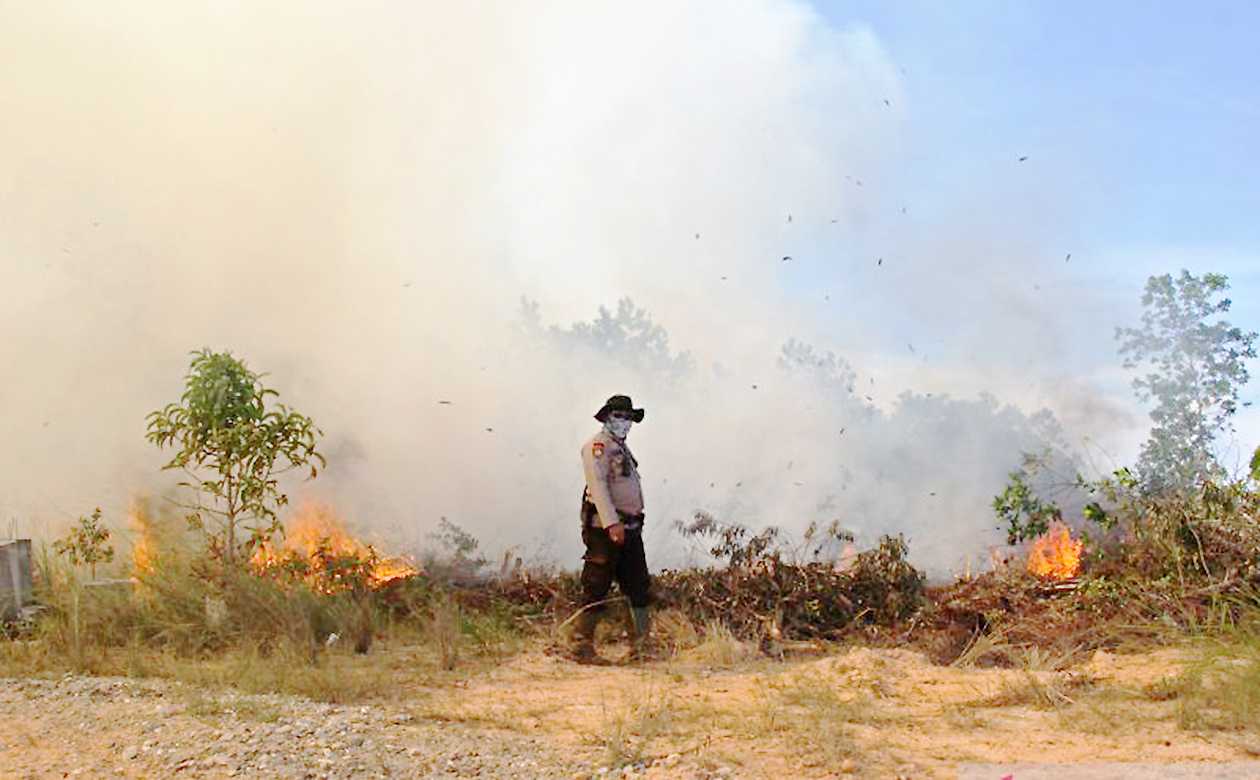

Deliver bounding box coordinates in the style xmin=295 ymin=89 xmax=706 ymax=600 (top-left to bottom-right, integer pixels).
xmin=675 ymin=511 xmax=783 ymax=569
xmin=53 ymin=508 xmax=115 ymax=580
xmin=1116 ymin=270 xmax=1257 ymax=494
xmin=423 ymin=518 xmax=488 ymax=582
xmin=993 ymin=468 xmax=1062 ymax=544
xmin=146 ymin=349 xmax=325 ymax=564
xmin=778 ymin=338 xmax=860 ymax=396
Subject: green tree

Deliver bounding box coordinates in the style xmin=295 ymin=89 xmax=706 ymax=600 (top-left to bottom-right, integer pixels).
xmin=53 ymin=507 xmax=114 ymax=580
xmin=778 ymin=338 xmax=860 ymax=396
xmin=422 ymin=517 xmax=489 ymax=582
xmin=993 ymin=467 xmax=1063 ymax=545
xmin=1116 ymin=270 xmax=1257 ymax=494
xmin=519 ymin=296 xmax=694 ymax=380
xmin=146 ymin=349 xmax=325 ymax=564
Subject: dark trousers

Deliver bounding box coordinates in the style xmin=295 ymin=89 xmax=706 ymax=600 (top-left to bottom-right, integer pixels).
xmin=580 ymin=524 xmax=651 ymax=610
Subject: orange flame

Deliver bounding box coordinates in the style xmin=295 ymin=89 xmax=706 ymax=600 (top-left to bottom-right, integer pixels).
xmin=1026 ymin=522 xmax=1082 ymax=580
xmin=129 ymin=499 xmax=157 ymax=577
xmin=251 ymin=502 xmax=418 ymax=591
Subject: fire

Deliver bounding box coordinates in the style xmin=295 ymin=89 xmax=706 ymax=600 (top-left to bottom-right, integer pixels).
xmin=129 ymin=498 xmax=157 ymax=577
xmin=1026 ymin=522 xmax=1083 ymax=580
xmin=251 ymin=502 xmax=418 ymax=591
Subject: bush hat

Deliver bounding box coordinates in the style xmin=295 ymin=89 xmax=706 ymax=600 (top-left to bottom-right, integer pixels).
xmin=594 ymin=395 xmax=645 ymax=423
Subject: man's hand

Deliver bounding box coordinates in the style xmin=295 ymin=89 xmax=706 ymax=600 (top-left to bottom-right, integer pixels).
xmin=606 ymin=522 xmax=626 ymax=545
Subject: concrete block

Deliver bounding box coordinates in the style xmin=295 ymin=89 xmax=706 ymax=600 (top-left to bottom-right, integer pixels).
xmin=1 ymin=539 xmax=33 ymax=621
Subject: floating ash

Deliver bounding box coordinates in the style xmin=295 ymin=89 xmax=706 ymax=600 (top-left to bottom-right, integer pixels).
xmin=1026 ymin=522 xmax=1083 ymax=581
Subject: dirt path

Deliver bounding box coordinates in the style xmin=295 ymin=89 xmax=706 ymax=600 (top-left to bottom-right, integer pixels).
xmin=3 ymin=645 xmax=1258 ymax=779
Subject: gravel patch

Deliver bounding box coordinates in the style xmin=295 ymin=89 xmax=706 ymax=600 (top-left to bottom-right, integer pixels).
xmin=0 ymin=675 xmax=605 ymax=779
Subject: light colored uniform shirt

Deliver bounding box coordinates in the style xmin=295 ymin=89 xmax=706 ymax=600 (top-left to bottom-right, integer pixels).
xmin=580 ymin=430 xmax=644 ymax=528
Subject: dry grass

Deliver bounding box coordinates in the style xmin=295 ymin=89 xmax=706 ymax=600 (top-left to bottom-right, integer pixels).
xmin=977 ymin=668 xmax=1096 ymax=710
xmin=0 ymin=624 xmax=480 ymax=703
xmin=950 ymin=628 xmax=1013 ymax=668
xmin=1173 ymin=634 xmax=1260 ymax=733
xmin=579 ymin=665 xmax=875 ymax=773
xmin=949 ymin=623 xmax=1092 ymax=672
xmin=949 ymin=628 xmax=1098 ymax=712
xmin=1054 ymin=686 xmax=1143 ymax=735
xmin=1012 ymin=642 xmax=1092 ymax=672
xmin=427 ymin=595 xmax=462 ymax=671
xmin=674 ymin=620 xmax=756 ymax=666
xmin=9 ymin=487 xmax=1260 ymax=778
xmin=652 ymin=607 xmax=699 ymax=652
xmin=0 ymin=537 xmax=527 ymax=704
xmin=599 ymin=683 xmax=676 ymax=769
xmin=940 ymin=702 xmax=992 ymax=730
xmin=767 ymin=695 xmax=860 ymax=764
xmin=1143 ymin=674 xmax=1189 ymax=702
xmin=744 ymin=669 xmax=909 ymax=771
xmin=180 ymin=689 xmax=285 ymax=722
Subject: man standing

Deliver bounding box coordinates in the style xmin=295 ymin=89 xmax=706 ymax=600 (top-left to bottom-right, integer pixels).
xmin=569 ymin=394 xmax=652 ymax=664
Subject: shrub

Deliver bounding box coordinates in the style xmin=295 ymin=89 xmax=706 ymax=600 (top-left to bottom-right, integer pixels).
xmin=654 ymin=513 xmax=925 ymax=641
xmin=52 ymin=508 xmax=114 ymax=580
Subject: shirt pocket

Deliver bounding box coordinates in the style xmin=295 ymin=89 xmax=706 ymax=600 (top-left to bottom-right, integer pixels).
xmin=609 ymin=453 xmax=627 ymax=477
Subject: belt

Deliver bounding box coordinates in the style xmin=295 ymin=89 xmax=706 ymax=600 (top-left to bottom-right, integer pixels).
xmin=582 ymin=498 xmax=644 ymax=530
xmin=617 ymin=512 xmax=644 ymax=531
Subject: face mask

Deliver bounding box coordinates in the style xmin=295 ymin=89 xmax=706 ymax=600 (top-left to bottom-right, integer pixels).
xmin=604 ymin=417 xmax=632 ymax=439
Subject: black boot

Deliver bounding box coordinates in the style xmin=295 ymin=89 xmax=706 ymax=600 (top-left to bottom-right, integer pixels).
xmin=627 ymin=606 xmax=659 ymax=662
xmin=567 ymin=607 xmax=609 ymax=666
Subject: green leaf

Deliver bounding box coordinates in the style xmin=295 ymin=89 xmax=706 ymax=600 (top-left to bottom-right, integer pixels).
xmin=145 ymin=349 xmax=324 ymax=564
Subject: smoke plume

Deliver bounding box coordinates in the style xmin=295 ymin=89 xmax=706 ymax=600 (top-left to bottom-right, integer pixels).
xmin=0 ymin=2 xmax=1138 ymax=575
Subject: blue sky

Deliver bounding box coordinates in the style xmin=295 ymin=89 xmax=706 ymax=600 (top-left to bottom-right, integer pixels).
xmin=796 ymin=1 xmax=1260 ymax=457
xmin=822 ymin=1 xmax=1259 ymax=246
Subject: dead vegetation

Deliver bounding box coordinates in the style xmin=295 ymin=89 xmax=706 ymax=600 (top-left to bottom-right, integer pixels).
xmin=913 ymin=476 xmax=1260 ymax=672
xmin=0 ymin=504 xmax=523 ymax=702
xmin=7 ymin=478 xmax=1260 ymax=689
xmin=5 ymin=475 xmax=1260 ymax=776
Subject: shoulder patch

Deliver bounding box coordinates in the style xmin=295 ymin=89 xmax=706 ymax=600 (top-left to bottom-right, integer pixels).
xmin=592 ymin=442 xmax=605 ymax=458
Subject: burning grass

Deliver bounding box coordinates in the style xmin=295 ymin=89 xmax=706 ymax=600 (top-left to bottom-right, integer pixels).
xmin=250 ymin=502 xmax=419 ymax=593
xmin=6 ymin=474 xmax=1260 ymax=726
xmin=910 ymin=477 xmax=1260 ymax=670
xmin=0 ymin=501 xmax=527 ymax=701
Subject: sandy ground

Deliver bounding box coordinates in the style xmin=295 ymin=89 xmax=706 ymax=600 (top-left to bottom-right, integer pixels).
xmin=3 ymin=643 xmax=1259 ymax=779
xmin=410 ymin=643 xmax=1260 ymax=778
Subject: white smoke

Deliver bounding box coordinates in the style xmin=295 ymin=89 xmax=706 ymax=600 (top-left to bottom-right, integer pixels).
xmin=0 ymin=2 xmax=1140 ymax=575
